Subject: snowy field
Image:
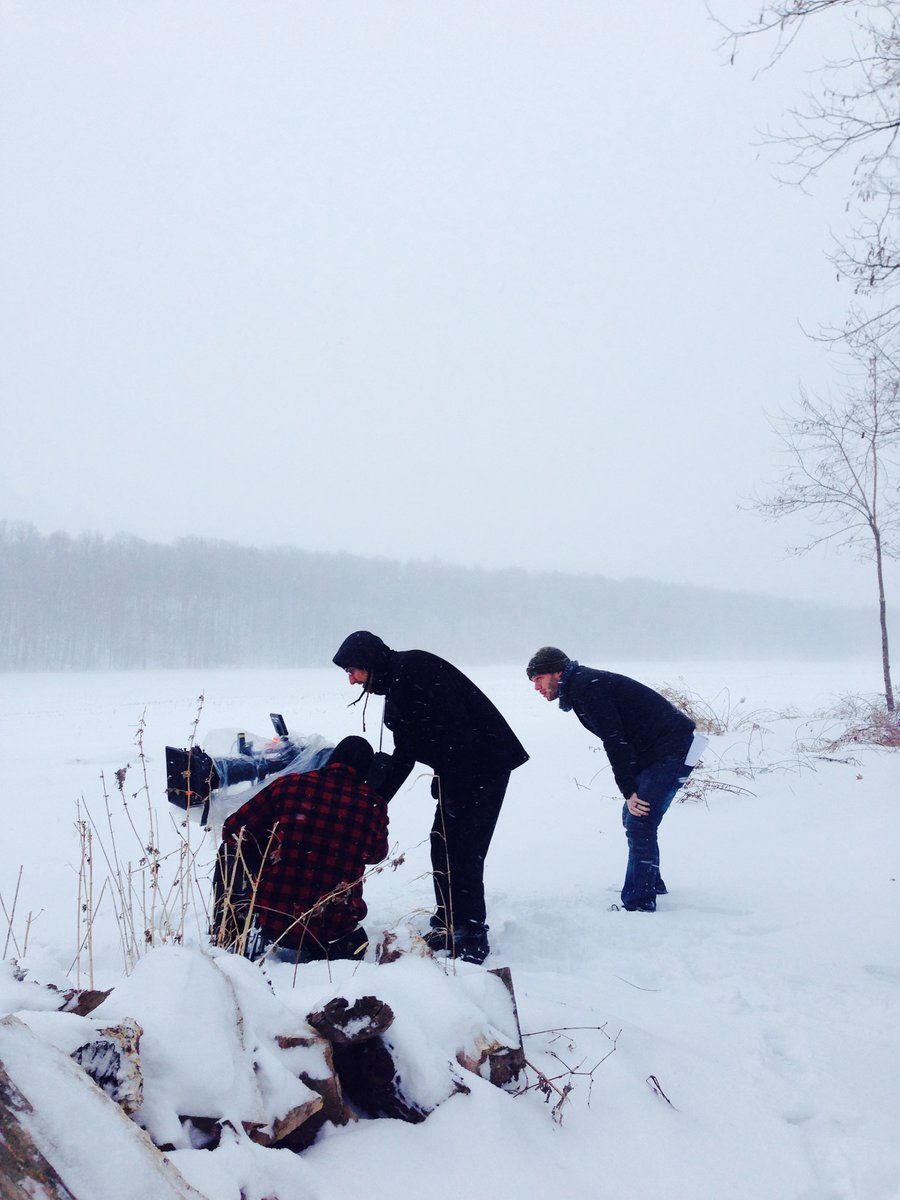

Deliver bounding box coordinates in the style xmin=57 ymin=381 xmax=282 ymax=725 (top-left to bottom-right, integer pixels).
xmin=0 ymin=659 xmax=898 ymax=1200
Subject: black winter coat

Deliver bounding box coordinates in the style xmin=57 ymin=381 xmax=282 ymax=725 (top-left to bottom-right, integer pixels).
xmin=559 ymin=662 xmax=694 ymax=799
xmin=333 ymin=632 xmax=529 ymax=801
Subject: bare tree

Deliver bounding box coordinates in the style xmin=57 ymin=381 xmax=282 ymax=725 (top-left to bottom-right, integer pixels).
xmin=720 ymin=1 xmax=900 ymax=335
xmin=756 ymin=344 xmax=900 ymax=708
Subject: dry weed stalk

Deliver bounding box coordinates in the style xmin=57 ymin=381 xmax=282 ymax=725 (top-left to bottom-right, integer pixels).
xmin=72 ymin=694 xmax=433 ymax=980
xmin=797 ymin=693 xmax=900 ymax=756
xmin=677 ymin=773 xmax=756 ymax=807
xmin=658 ymin=680 xmax=793 ymax=737
xmin=517 ymin=1022 xmax=620 ymax=1122
xmin=578 ymin=679 xmax=789 ymax=798
xmin=72 ymin=699 xmax=216 ymax=978
xmin=213 ymin=832 xmax=403 ymax=972
xmin=519 ymin=1063 xmax=573 ymax=1121
xmin=646 ymin=1074 xmax=676 ymax=1107
xmin=21 ymin=908 xmax=39 ymax=959
xmin=170 ymin=694 xmax=215 ymax=946
xmin=74 ymin=803 xmax=94 ymax=987
xmin=0 ymin=866 xmax=24 ymax=960
xmin=212 ymin=823 xmax=280 ymax=958
xmin=187 ymin=691 xmax=205 ymax=749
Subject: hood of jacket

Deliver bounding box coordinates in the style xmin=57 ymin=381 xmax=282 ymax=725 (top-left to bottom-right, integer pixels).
xmin=332 ymin=631 xmax=393 ymax=693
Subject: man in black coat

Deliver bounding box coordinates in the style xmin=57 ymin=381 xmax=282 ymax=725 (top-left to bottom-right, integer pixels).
xmin=333 ymin=631 xmax=529 ymax=963
xmin=527 ymin=646 xmax=700 ymax=912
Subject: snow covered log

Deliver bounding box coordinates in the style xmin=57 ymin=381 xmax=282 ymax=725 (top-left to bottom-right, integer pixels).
xmin=1 ymin=943 xmax=526 ymax=1179
xmin=328 ymin=1032 xmax=433 ymax=1123
xmin=0 ymin=1057 xmax=77 ymax=1200
xmin=481 ymin=967 xmax=525 ymax=1087
xmin=71 ymin=1017 xmax=143 ymax=1115
xmin=0 ymin=962 xmax=111 ymax=1021
xmin=56 ymin=988 xmax=113 ymax=1017
xmin=90 ymin=945 xmax=340 ymax=1153
xmin=0 ymin=1015 xmax=209 ymax=1200
xmin=305 ymin=994 xmax=395 ymax=1044
xmin=300 ymin=955 xmax=525 ymax=1124
xmin=274 ymin=1033 xmax=354 ymax=1151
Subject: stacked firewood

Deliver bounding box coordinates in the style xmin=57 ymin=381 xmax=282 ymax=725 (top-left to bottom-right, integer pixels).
xmin=0 ymin=943 xmax=524 ymax=1198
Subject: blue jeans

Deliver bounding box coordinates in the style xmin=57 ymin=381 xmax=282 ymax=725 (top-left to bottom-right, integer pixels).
xmin=620 ymin=752 xmax=692 ymax=911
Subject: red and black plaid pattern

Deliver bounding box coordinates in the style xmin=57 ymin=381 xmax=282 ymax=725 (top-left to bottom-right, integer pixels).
xmin=221 ymin=762 xmax=389 ymax=949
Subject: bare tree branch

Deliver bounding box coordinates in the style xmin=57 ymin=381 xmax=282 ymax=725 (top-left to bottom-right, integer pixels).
xmin=718 ymin=1 xmax=900 ymax=333
xmin=753 ymin=340 xmax=899 ymax=707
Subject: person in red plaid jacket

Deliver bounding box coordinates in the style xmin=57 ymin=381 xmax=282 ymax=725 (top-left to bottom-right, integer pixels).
xmin=214 ymin=736 xmax=389 ymax=963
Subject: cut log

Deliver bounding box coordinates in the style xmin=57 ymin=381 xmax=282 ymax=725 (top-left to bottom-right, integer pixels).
xmin=305 ymin=995 xmax=394 ymax=1044
xmin=269 ymin=1093 xmax=325 ymax=1143
xmin=305 ymin=995 xmax=431 ymax=1122
xmin=303 ymin=966 xmax=525 ymax=1125
xmin=0 ymin=1060 xmax=77 ymax=1200
xmin=71 ymin=1018 xmax=143 ymax=1114
xmin=0 ymin=1015 xmax=210 ymax=1200
xmin=330 ymin=1036 xmax=430 ymax=1123
xmin=276 ymin=1034 xmax=353 ymax=1138
xmin=486 ymin=967 xmax=526 ymax=1087
xmin=57 ymin=988 xmax=113 ymax=1017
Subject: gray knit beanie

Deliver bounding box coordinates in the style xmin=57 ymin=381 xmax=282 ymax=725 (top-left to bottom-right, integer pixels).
xmin=526 ymin=646 xmax=570 ymax=679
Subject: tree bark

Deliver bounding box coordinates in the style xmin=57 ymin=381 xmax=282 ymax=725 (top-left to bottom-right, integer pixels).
xmin=0 ymin=1062 xmax=78 ymax=1200
xmin=873 ymin=526 xmax=895 ymax=711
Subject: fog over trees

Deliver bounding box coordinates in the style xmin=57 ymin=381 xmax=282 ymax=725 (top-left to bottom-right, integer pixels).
xmin=0 ymin=521 xmax=873 ymax=671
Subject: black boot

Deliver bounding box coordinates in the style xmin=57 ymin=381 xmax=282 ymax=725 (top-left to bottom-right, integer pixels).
xmin=453 ymin=924 xmax=490 ymax=965
xmin=423 ymin=927 xmax=452 ymax=953
xmin=424 ymin=923 xmax=489 ymax=964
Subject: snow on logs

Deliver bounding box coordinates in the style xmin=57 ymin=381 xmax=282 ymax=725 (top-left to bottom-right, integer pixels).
xmin=0 ymin=942 xmax=524 ymax=1193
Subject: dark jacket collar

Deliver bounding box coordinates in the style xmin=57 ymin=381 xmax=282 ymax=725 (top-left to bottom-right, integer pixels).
xmin=557 ymin=658 xmax=580 ymax=712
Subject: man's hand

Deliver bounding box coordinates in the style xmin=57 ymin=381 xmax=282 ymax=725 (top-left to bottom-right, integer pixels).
xmin=626 ymin=792 xmax=651 ymax=818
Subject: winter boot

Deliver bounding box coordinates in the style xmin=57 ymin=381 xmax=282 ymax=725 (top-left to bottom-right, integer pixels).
xmin=452 ymin=924 xmax=490 ymax=965
xmin=422 ymin=927 xmax=452 ymax=953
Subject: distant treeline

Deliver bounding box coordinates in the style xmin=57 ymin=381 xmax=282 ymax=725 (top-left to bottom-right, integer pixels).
xmin=0 ymin=521 xmax=874 ymax=670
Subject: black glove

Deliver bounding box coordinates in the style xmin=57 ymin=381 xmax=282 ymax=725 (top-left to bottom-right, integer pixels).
xmin=367 ymin=750 xmax=395 ymax=794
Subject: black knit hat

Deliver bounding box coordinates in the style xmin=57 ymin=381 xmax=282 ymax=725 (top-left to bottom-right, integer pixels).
xmin=525 ymin=646 xmax=570 ymax=679
xmin=328 ymin=735 xmax=375 ymax=775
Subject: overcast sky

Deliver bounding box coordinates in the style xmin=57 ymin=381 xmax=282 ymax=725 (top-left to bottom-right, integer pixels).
xmin=1 ymin=1 xmax=888 ymax=609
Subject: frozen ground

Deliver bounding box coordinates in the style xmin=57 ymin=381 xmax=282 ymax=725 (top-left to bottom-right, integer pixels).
xmin=0 ymin=659 xmax=898 ymax=1200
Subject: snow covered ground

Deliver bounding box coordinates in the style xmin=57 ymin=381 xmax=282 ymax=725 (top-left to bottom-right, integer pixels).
xmin=1 ymin=659 xmax=898 ymax=1200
